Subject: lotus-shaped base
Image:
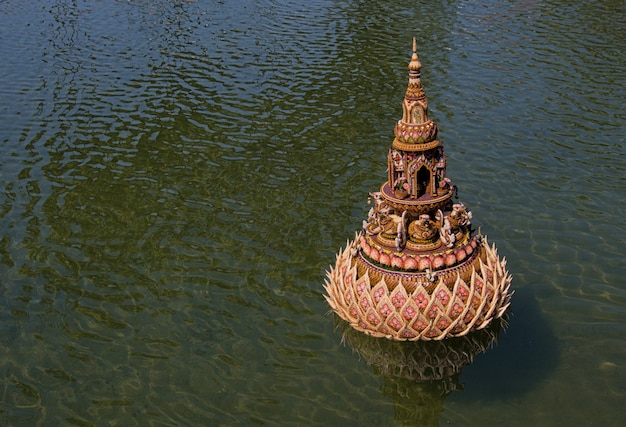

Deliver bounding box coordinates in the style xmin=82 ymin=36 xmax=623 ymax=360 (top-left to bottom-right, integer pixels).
xmin=324 ymin=232 xmax=513 ymax=341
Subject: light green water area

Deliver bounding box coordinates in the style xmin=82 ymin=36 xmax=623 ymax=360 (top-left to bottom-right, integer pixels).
xmin=1 ymin=1 xmax=624 ymax=425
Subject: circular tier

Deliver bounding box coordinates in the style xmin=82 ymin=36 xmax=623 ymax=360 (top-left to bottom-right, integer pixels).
xmin=394 ymin=120 xmax=438 ymax=144
xmin=360 ymin=232 xmax=476 ymax=274
xmin=392 ymin=138 xmax=440 ymax=152
xmin=380 ymin=182 xmax=454 ymax=215
xmin=354 ymin=251 xmax=480 ymax=293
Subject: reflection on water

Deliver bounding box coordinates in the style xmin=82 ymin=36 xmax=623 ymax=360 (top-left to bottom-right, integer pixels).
xmin=338 ymin=315 xmax=506 ymax=426
xmin=1 ymin=0 xmax=625 ymax=425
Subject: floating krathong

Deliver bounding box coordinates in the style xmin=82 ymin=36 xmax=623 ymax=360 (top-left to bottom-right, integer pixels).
xmin=324 ymin=39 xmax=513 ymax=341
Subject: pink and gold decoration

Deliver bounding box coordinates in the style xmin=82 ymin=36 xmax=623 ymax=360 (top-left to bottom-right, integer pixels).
xmin=324 ymin=39 xmax=512 ymax=340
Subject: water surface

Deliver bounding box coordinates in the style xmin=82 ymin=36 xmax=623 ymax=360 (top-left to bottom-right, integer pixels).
xmin=1 ymin=0 xmax=625 ymax=425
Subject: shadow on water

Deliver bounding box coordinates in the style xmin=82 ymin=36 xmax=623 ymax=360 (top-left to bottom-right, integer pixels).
xmin=456 ymin=284 xmax=559 ymax=401
xmin=335 ymin=283 xmax=558 ymax=426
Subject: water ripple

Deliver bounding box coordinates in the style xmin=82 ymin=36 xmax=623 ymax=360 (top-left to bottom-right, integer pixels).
xmin=1 ymin=0 xmax=625 ymax=425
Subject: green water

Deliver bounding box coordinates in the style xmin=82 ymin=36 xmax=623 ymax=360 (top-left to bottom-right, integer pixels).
xmin=1 ymin=0 xmax=624 ymax=425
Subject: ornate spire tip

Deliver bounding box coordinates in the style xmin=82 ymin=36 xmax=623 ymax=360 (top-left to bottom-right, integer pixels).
xmin=409 ymin=37 xmax=422 ymax=71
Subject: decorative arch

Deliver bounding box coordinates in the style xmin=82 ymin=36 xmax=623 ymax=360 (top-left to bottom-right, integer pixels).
xmin=409 ymin=160 xmax=437 ymax=199
xmin=416 ymin=166 xmax=430 ymax=197
xmin=410 ymin=100 xmax=427 ymax=123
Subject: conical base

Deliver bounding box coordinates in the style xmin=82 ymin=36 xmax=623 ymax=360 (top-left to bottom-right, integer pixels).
xmin=324 ymin=232 xmax=513 ymax=341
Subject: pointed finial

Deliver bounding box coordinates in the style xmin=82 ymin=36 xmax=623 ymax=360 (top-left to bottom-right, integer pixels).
xmin=401 ymin=38 xmax=429 ymax=123
xmin=409 ymin=37 xmax=422 ymax=71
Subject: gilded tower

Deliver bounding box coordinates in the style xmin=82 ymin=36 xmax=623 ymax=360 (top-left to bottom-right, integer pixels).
xmin=324 ymin=40 xmax=512 ymax=340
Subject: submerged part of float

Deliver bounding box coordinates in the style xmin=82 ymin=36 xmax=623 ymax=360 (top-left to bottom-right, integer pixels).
xmin=324 ymin=39 xmax=513 ymax=341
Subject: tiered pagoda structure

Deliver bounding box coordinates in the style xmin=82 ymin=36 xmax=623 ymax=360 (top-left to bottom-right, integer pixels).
xmin=324 ymin=40 xmax=512 ymax=340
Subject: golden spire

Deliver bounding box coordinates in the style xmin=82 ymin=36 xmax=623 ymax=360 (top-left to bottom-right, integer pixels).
xmin=400 ymin=38 xmax=429 ymax=126
xmin=409 ymin=37 xmax=422 ymax=72
xmin=405 ymin=37 xmax=426 ymax=103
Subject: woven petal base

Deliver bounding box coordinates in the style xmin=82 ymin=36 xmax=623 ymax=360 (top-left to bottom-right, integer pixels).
xmin=324 ymin=232 xmax=513 ymax=341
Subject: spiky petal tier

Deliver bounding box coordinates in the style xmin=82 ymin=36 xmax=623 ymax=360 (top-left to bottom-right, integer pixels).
xmin=324 ymin=233 xmax=512 ymax=341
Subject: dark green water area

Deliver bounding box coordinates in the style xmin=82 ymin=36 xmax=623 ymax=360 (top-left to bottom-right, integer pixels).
xmin=0 ymin=1 xmax=624 ymax=425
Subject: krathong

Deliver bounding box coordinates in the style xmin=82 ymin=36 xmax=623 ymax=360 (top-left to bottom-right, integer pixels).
xmin=324 ymin=39 xmax=513 ymax=341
